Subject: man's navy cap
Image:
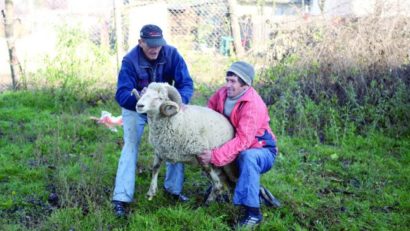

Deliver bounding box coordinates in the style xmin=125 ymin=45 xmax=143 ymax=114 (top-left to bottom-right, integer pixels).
xmin=140 ymin=24 xmax=166 ymax=47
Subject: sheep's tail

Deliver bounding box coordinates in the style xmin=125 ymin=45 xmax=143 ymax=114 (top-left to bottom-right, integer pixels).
xmin=131 ymin=89 xmax=140 ymax=100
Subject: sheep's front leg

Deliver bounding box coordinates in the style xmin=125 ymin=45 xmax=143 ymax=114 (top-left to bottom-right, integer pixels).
xmin=147 ymin=155 xmax=163 ymax=200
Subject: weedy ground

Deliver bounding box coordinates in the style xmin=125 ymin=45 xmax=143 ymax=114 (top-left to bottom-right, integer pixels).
xmin=0 ymin=88 xmax=408 ymax=231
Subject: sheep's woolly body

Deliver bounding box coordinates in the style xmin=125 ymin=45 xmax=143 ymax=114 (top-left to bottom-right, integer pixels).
xmin=136 ymin=82 xmax=236 ymax=202
xmin=148 ymin=105 xmax=234 ymax=163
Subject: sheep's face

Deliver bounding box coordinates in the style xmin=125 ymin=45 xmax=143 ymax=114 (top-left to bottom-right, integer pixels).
xmin=136 ymin=87 xmax=168 ymax=115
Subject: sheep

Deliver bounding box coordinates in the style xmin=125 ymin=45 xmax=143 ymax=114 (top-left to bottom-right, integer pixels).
xmin=132 ymin=82 xmax=237 ymax=204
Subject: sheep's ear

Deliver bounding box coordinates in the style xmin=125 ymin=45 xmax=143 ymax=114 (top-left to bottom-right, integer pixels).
xmin=160 ymin=101 xmax=179 ymax=117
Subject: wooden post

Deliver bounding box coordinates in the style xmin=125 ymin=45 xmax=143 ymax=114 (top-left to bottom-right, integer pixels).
xmin=227 ymin=0 xmax=245 ymax=57
xmin=2 ymin=0 xmax=22 ymax=89
xmin=374 ymin=0 xmax=383 ymax=17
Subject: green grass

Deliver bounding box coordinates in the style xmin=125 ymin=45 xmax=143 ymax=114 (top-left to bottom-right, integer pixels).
xmin=0 ymin=89 xmax=409 ymax=231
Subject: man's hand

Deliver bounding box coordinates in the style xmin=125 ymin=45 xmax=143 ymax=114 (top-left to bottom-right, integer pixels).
xmin=197 ymin=150 xmax=212 ymax=165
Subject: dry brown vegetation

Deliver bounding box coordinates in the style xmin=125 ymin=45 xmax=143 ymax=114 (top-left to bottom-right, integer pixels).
xmin=261 ymin=15 xmax=410 ymax=102
xmin=253 ymin=15 xmax=410 ymax=138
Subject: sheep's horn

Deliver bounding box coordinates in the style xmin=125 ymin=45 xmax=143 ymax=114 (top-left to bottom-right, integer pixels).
xmin=131 ymin=89 xmax=140 ymax=100
xmin=160 ymin=101 xmax=179 ymax=117
xmin=165 ymin=85 xmax=182 ymax=105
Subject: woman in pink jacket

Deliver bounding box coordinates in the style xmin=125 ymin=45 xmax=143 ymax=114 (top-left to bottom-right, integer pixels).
xmin=198 ymin=61 xmax=279 ymax=229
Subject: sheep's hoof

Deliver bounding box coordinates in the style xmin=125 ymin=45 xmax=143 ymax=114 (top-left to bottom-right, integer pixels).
xmin=146 ymin=194 xmax=154 ymax=201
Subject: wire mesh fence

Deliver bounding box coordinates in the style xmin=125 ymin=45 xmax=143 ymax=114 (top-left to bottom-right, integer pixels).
xmin=1 ymin=0 xmax=236 ymax=87
xmin=1 ymin=0 xmax=410 ymax=89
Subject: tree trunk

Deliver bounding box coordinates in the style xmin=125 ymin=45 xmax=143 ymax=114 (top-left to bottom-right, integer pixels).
xmin=227 ymin=0 xmax=245 ymax=57
xmin=2 ymin=0 xmax=22 ymax=90
xmin=113 ymin=0 xmax=124 ymax=73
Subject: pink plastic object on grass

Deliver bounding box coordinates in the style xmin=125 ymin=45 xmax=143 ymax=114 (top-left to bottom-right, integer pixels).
xmin=90 ymin=111 xmax=123 ymax=132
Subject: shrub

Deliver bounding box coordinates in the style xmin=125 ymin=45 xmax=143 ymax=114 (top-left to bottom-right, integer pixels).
xmin=256 ymin=16 xmax=410 ymax=143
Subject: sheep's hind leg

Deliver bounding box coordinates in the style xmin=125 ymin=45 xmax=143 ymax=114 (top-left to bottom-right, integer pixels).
xmin=204 ymin=167 xmax=226 ymax=205
xmin=147 ymin=155 xmax=162 ymax=200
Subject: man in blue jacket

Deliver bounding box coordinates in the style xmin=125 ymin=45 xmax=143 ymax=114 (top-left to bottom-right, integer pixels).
xmin=112 ymin=24 xmax=194 ymax=217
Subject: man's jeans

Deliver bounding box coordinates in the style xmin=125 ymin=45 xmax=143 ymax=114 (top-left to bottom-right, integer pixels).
xmin=113 ymin=108 xmax=185 ymax=202
xmin=233 ymin=148 xmax=276 ymax=208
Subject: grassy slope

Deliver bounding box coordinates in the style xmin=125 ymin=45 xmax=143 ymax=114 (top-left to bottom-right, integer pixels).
xmin=0 ymin=89 xmax=409 ymax=230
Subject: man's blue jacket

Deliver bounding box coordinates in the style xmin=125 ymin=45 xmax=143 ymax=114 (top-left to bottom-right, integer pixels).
xmin=115 ymin=45 xmax=194 ymax=111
